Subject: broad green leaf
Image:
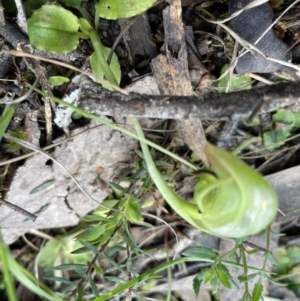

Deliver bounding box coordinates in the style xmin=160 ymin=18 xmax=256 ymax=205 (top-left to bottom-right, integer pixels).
xmin=49 ymin=76 xmax=70 ymax=87
xmin=27 ymin=5 xmax=80 ymax=53
xmin=182 ymin=246 xmax=218 ymax=260
xmin=96 ymin=0 xmax=157 ymax=20
xmin=252 ymin=281 xmax=263 ymax=301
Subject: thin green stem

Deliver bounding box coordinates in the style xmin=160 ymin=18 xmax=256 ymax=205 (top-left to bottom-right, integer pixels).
xmin=262 ymin=227 xmax=271 ymax=271
xmin=240 ymin=246 xmax=249 ymax=294
xmin=232 ymin=137 xmax=262 ymax=156
xmin=0 ymin=236 xmax=18 ymax=301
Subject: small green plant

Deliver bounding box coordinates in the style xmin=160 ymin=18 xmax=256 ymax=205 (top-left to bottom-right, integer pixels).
xmin=263 ymin=109 xmax=300 ymax=149
xmin=5 ymin=129 xmax=28 ymax=153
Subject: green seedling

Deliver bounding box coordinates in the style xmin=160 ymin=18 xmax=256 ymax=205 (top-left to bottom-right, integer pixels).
xmin=27 ymin=4 xmax=121 ymax=90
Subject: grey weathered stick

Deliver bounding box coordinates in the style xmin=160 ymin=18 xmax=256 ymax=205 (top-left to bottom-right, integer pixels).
xmin=79 ymin=80 xmax=300 ymax=121
xmin=0 ymin=198 xmax=37 ymax=221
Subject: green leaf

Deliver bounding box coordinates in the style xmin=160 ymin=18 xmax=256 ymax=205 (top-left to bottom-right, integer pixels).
xmin=87 ymin=275 xmax=99 ymax=297
xmin=216 ymin=268 xmax=231 ymax=288
xmin=45 ymin=276 xmax=76 ymax=285
xmin=30 ymin=179 xmax=55 ymax=194
xmin=210 ymin=276 xmax=219 ymax=294
xmin=106 ymin=244 xmax=127 ymax=256
xmin=27 ymin=4 xmax=80 ymax=53
xmin=38 ymin=240 xmax=62 ymax=268
xmin=49 ymin=76 xmax=70 ymax=87
xmin=0 ymin=104 xmax=18 ymax=142
xmin=78 ymin=240 xmax=99 ymax=254
xmin=193 ymin=277 xmax=200 ymax=297
xmin=52 ymin=263 xmax=86 ymax=270
xmin=266 ymin=275 xmax=288 ymax=286
xmin=60 ymin=0 xmax=82 ymax=10
xmin=126 ymin=255 xmax=133 ymax=272
xmin=90 ymin=46 xmax=120 ymax=90
xmin=95 ymin=0 xmax=157 ymax=20
xmin=229 ymin=251 xmax=240 ymax=273
xmin=196 ymin=268 xmax=214 ymax=283
xmin=94 ymin=265 xmax=103 ymax=275
xmin=218 ymin=64 xmax=252 ymax=92
xmin=273 ymin=109 xmax=295 ymax=124
xmin=105 ymin=276 xmax=126 ymax=283
xmin=237 ymin=273 xmax=257 ymax=282
xmin=80 ymin=214 xmax=107 ymax=223
xmin=124 ymin=198 xmax=143 ymax=223
xmin=265 ymin=251 xmax=278 ymax=265
xmin=78 ymin=224 xmax=107 ymax=241
xmin=0 ymin=236 xmax=18 ymax=301
xmin=263 ymin=125 xmax=293 ymax=149
xmin=103 ymin=254 xmax=124 ymax=274
xmin=182 ymin=246 xmax=218 ymax=260
xmin=252 ymin=281 xmax=263 ymax=301
xmin=218 ymin=264 xmax=238 ymax=289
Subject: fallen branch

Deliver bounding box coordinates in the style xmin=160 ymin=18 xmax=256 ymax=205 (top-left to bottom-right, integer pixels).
xmin=79 ymin=80 xmax=300 ymax=121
